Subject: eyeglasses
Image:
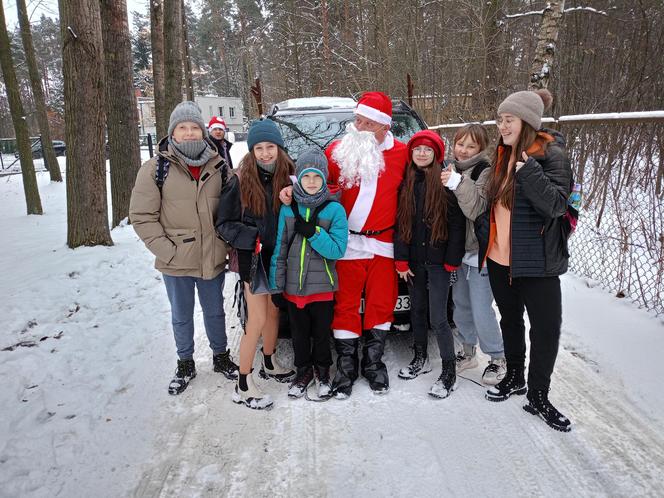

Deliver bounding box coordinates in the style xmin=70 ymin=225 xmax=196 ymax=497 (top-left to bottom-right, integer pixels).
xmin=413 ymin=146 xmax=434 ymax=154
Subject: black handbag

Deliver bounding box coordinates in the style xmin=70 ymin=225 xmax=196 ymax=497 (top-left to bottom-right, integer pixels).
xmin=249 ymin=251 xmax=271 ymax=295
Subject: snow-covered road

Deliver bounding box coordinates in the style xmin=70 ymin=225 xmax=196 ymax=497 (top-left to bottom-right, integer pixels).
xmin=1 ymin=167 xmax=663 ymax=497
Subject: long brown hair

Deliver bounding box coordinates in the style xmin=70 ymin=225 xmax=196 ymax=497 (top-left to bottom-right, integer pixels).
xmin=487 ymin=123 xmax=538 ymax=209
xmin=397 ymin=161 xmax=449 ymax=244
xmin=239 ymin=148 xmax=294 ymax=216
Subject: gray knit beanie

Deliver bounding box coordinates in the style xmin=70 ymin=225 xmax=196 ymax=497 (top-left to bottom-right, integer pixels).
xmin=168 ymin=101 xmax=208 ymax=138
xmin=296 ymin=147 xmax=328 ymax=183
xmin=497 ymin=89 xmax=553 ymax=130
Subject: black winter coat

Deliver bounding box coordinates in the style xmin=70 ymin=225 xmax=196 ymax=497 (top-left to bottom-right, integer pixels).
xmin=215 ymin=168 xmax=279 ymax=256
xmin=209 ymin=136 xmax=233 ymax=170
xmin=394 ymin=166 xmax=467 ymax=267
xmin=476 ymin=130 xmax=572 ymax=278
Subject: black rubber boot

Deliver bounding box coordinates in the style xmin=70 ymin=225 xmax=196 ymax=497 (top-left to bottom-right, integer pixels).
xmin=331 ymin=338 xmax=359 ymax=399
xmin=361 ymin=328 xmax=389 ymax=394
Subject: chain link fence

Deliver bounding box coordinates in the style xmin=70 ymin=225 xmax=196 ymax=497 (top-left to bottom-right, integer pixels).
xmin=433 ymin=116 xmax=664 ymax=316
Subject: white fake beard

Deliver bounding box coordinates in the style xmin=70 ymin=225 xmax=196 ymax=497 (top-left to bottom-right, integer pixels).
xmin=332 ymin=123 xmax=385 ymax=188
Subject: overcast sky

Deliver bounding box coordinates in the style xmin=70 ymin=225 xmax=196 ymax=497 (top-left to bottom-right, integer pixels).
xmin=3 ymin=0 xmax=150 ymax=28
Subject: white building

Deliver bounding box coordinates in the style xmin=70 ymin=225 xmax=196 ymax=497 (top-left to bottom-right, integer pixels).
xmin=136 ymin=95 xmax=246 ymax=138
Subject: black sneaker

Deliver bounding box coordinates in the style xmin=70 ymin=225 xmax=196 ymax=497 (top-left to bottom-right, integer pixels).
xmin=429 ymin=359 xmax=457 ymax=399
xmin=213 ymin=350 xmax=239 ymax=380
xmin=524 ymin=389 xmax=572 ymax=432
xmin=288 ymin=367 xmax=315 ymax=399
xmin=398 ymin=345 xmax=432 ymax=380
xmin=168 ymin=358 xmax=196 ymax=395
xmin=485 ymin=365 xmax=526 ymax=402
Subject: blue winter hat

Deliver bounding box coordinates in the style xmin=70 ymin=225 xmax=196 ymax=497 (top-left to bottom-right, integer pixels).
xmin=295 ymin=147 xmax=328 ymax=183
xmin=247 ymin=119 xmax=285 ymax=151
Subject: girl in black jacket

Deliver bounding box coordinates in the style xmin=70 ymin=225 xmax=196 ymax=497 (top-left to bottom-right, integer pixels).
xmin=477 ymin=89 xmax=573 ymax=432
xmin=394 ymin=130 xmax=466 ymax=399
xmin=216 ymin=119 xmax=295 ymax=409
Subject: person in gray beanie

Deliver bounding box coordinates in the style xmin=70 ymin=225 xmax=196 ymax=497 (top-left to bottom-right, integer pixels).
xmin=129 ymin=100 xmax=239 ymax=396
xmin=470 ymin=88 xmax=574 ymax=432
xmin=268 ymin=146 xmax=349 ymax=400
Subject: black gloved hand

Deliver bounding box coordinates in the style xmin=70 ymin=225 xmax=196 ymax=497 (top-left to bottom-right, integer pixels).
xmin=237 ymin=249 xmax=253 ymax=283
xmin=294 ymin=217 xmax=317 ymax=238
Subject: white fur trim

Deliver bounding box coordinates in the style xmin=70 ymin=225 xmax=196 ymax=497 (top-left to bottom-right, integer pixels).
xmin=355 ymin=103 xmax=392 ymax=126
xmin=346 ymin=173 xmax=377 ymax=232
xmin=334 ymin=329 xmax=361 ymax=339
xmin=209 ymin=123 xmax=225 ymax=131
xmin=343 ymin=235 xmax=393 ymax=260
xmin=446 ymin=171 xmax=463 ymax=190
xmin=378 ymin=131 xmax=394 ymax=151
xmin=373 ymin=322 xmax=391 ymax=331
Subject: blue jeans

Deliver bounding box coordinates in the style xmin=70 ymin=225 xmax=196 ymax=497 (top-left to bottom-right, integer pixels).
xmin=452 ymin=263 xmax=504 ymax=359
xmin=408 ymin=264 xmax=455 ymax=361
xmin=163 ymin=273 xmax=227 ymax=359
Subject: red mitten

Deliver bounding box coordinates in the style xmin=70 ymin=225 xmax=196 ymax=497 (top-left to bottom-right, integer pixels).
xmin=395 ymin=261 xmax=410 ymax=273
xmin=444 ymin=264 xmax=459 ymax=272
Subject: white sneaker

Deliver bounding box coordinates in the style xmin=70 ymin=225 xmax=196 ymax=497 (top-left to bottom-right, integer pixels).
xmin=259 ymin=349 xmax=295 ymax=383
xmin=455 ymin=351 xmax=478 ymax=372
xmin=482 ymin=358 xmax=507 ymax=386
xmin=232 ymin=373 xmax=273 ymax=410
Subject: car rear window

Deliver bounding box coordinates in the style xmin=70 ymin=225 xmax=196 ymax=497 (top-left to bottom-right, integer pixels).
xmin=270 ymin=111 xmax=424 ymax=159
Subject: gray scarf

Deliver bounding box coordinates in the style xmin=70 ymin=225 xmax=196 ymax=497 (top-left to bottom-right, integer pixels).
xmin=169 ymin=138 xmax=216 ymax=167
xmin=257 ymin=160 xmax=276 ymax=174
xmin=453 ymin=152 xmax=489 ymax=173
xmin=293 ymin=181 xmax=329 ymax=208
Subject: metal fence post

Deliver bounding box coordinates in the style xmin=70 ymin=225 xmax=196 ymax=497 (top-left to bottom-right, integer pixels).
xmin=147 ymin=133 xmax=154 ymax=157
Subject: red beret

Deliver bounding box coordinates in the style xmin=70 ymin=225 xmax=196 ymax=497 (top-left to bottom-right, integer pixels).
xmin=407 ymin=130 xmax=446 ymax=164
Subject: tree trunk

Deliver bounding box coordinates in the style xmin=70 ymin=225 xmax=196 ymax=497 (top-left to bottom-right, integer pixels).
xmin=16 ymin=0 xmax=63 ymax=183
xmin=58 ymin=0 xmax=113 ymax=247
xmin=529 ymin=0 xmax=565 ymax=89
xmin=181 ymin=0 xmax=194 ymax=101
xmin=101 ymin=0 xmax=142 ymax=228
xmin=150 ymin=0 xmax=167 ymax=139
xmin=163 ymin=0 xmax=183 ymax=116
xmin=0 ymin=0 xmax=43 ymax=215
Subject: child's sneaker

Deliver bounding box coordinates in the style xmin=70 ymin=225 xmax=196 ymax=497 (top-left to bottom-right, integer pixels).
xmin=429 ymin=360 xmax=457 ymax=399
xmin=315 ymin=366 xmax=332 ymax=398
xmin=232 ymin=372 xmax=273 ymax=410
xmin=288 ymin=367 xmax=314 ymax=398
xmin=482 ymin=358 xmax=507 ymax=386
xmin=212 ymin=350 xmax=239 ymax=380
xmin=168 ymin=358 xmax=196 ymax=395
xmin=456 ymin=346 xmax=478 ymax=372
xmin=259 ymin=349 xmax=295 ymax=383
xmin=398 ymin=345 xmax=431 ymax=379
xmin=523 ymin=389 xmax=572 ymax=432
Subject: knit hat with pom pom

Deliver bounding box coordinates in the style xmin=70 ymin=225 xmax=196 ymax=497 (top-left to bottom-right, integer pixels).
xmin=497 ymin=89 xmax=553 ymax=130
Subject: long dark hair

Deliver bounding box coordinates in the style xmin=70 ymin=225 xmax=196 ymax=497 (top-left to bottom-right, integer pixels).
xmin=487 ymin=122 xmax=538 ymax=209
xmin=397 ymin=161 xmax=449 ymax=244
xmin=239 ymin=148 xmax=294 ymax=216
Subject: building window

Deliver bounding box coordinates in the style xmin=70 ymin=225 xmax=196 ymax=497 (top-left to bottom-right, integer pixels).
xmin=218 ymin=106 xmax=224 ymax=116
xmin=229 ymin=107 xmax=235 ymax=118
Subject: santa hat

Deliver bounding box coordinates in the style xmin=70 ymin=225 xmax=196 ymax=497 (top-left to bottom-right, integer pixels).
xmin=407 ymin=130 xmax=446 ymax=164
xmin=208 ymin=116 xmax=227 ymax=131
xmin=354 ymin=91 xmax=392 ymax=126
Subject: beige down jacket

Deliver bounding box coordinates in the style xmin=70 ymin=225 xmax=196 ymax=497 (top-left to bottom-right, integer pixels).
xmin=129 ymin=140 xmax=229 ymax=279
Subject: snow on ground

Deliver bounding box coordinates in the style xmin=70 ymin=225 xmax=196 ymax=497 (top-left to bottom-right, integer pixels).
xmin=1 ymin=163 xmax=663 ymax=498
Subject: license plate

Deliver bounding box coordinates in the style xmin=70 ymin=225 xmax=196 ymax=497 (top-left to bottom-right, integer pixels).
xmin=359 ymin=295 xmax=410 ymax=313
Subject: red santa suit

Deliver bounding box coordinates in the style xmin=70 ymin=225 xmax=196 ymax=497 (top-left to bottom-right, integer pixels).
xmin=326 ymin=133 xmax=408 ymax=336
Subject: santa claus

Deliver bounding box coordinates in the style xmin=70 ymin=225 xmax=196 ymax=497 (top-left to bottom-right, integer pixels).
xmin=325 ymin=91 xmax=409 ymax=398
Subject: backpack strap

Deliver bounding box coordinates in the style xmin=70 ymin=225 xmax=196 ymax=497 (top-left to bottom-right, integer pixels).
xmin=155 ymin=155 xmax=170 ymax=193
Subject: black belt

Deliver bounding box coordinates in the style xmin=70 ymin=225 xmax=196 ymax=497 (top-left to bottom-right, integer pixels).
xmin=349 ymin=226 xmax=393 ymax=236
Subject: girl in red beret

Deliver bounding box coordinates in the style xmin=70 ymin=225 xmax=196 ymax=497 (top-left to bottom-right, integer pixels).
xmin=394 ymin=130 xmax=466 ymax=398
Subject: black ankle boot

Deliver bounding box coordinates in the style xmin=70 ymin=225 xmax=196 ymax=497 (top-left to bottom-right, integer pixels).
xmin=331 ymin=338 xmax=359 ymax=399
xmin=485 ymin=364 xmax=526 ymax=402
xmin=524 ymin=389 xmax=572 ymax=432
xmin=361 ymin=328 xmax=389 ymax=394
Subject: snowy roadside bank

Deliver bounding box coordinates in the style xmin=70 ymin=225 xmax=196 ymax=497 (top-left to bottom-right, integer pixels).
xmin=1 ymin=169 xmax=662 ymax=497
